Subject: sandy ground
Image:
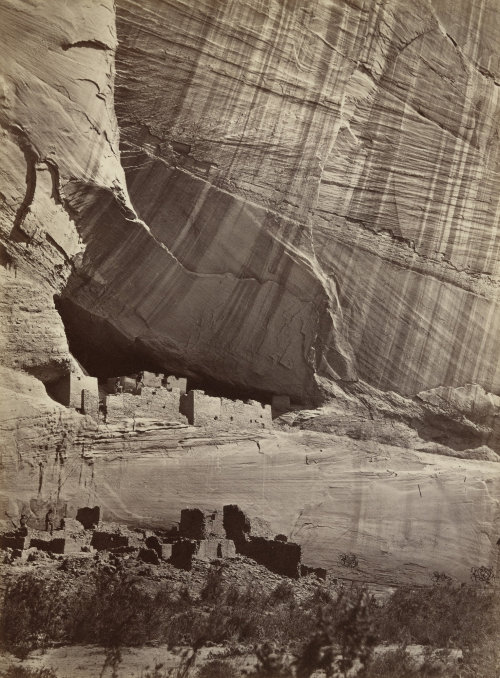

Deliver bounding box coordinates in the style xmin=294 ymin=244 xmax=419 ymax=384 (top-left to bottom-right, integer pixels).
xmin=0 ymin=644 xmax=254 ymax=678
xmin=0 ymin=643 xmax=464 ymax=678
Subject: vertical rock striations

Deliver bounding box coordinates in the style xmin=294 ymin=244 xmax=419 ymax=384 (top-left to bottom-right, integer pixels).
xmin=111 ymin=0 xmax=499 ymax=398
xmin=1 ymin=0 xmax=499 ymax=402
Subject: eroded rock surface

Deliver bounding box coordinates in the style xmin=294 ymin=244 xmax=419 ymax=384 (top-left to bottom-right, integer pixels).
xmin=1 ymin=0 xmax=497 ymax=402
xmin=3 ymin=425 xmax=499 ymax=585
xmin=1 ymin=0 xmax=500 ymax=585
xmin=107 ymin=0 xmax=500 ymax=397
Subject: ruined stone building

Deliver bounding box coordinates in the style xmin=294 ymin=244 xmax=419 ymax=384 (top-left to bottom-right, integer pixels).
xmin=180 ymin=390 xmax=272 ymax=428
xmin=47 ymin=367 xmax=277 ymax=431
xmin=0 ymin=502 xmax=325 ymax=579
xmin=48 ymin=361 xmax=99 ymax=420
xmin=103 ymin=371 xmax=273 ymax=430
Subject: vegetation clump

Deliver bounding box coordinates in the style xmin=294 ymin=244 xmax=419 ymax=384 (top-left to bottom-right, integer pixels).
xmin=0 ymin=559 xmax=498 ymax=678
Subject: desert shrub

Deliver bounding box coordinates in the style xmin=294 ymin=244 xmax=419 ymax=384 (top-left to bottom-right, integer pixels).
xmin=269 ymin=580 xmax=295 ymax=603
xmin=2 ymin=559 xmax=498 ymax=678
xmin=251 ymin=642 xmax=294 ymax=677
xmin=338 ymin=553 xmax=358 ymax=569
xmin=200 ymin=566 xmax=225 ymax=602
xmin=0 ymin=569 xmax=191 ymax=654
xmin=430 ymin=571 xmax=454 ymax=586
xmin=470 ymin=566 xmax=495 ymax=584
xmin=294 ymin=588 xmax=377 ymax=678
xmin=1 ymin=566 xmax=372 ymax=658
xmin=362 ymin=647 xmax=448 ymax=678
xmin=141 ymin=664 xmax=170 ymax=678
xmin=0 ymin=573 xmax=82 ymax=657
xmin=376 ymin=583 xmax=498 ymax=649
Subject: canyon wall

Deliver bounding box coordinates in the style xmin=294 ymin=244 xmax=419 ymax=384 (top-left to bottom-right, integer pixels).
xmin=1 ymin=0 xmax=499 ymax=403
xmin=3 ymin=425 xmax=499 ymax=585
xmin=1 ymin=0 xmax=500 ymax=584
xmin=107 ymin=0 xmax=499 ymax=398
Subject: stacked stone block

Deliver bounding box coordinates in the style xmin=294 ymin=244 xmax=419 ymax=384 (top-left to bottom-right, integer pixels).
xmin=82 ymin=388 xmax=99 ymax=420
xmin=141 ymin=371 xmax=163 ymax=388
xmin=220 ymin=398 xmax=271 ymax=429
xmin=164 ymin=375 xmax=187 ymax=394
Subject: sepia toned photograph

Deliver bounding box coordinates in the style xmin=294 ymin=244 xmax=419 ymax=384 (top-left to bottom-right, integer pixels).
xmin=0 ymin=0 xmax=499 ymax=676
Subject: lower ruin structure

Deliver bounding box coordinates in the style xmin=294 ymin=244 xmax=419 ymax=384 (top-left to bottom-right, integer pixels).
xmin=0 ymin=504 xmax=324 ymax=579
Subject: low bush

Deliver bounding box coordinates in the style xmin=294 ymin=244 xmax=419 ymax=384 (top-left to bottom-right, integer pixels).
xmin=1 ymin=562 xmax=498 ymax=678
xmin=375 ymin=583 xmax=498 ymax=649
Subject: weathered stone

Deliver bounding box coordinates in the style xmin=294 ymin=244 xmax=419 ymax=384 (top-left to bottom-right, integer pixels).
xmin=170 ymin=539 xmax=197 ymax=571
xmin=159 ymin=543 xmax=173 ymax=561
xmin=29 ymin=536 xmax=66 ymax=555
xmin=91 ymin=531 xmax=129 ymax=551
xmin=81 ymin=388 xmax=99 ymax=420
xmin=141 ymin=372 xmax=163 ymax=388
xmin=180 ymin=391 xmax=220 ymax=427
xmin=272 ymin=396 xmax=291 ymax=414
xmin=0 ymin=534 xmax=29 ymax=551
xmin=195 ymin=538 xmax=236 ymax=562
xmin=219 ymin=398 xmax=272 ymax=430
xmin=223 ymin=505 xmax=251 ymax=543
xmin=179 ymin=508 xmax=224 ymax=540
xmin=48 ymin=372 xmax=98 ymax=412
xmin=76 ymin=506 xmax=100 ymax=530
xmin=138 ymin=547 xmax=160 ymax=565
xmin=144 ymin=534 xmax=172 ymax=560
xmin=301 ymin=564 xmax=327 ymax=580
xmin=239 ymin=536 xmax=302 ymax=579
xmin=180 ymin=391 xmax=271 ymax=429
xmin=222 ymin=505 xmax=301 ymax=577
xmin=105 ymin=388 xmax=186 ymax=425
xmin=164 ymin=376 xmax=187 ymax=395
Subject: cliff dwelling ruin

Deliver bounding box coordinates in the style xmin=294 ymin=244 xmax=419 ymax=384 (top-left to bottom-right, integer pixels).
xmin=47 ymin=368 xmax=278 ymax=430
xmin=0 ymin=503 xmax=326 ymax=581
xmin=1 ymin=0 xmax=500 ymax=672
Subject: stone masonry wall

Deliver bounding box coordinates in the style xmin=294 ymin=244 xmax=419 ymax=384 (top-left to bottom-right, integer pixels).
xmin=164 ymin=376 xmax=187 ymax=394
xmin=69 ymin=374 xmax=98 ymax=410
xmin=240 ymin=536 xmax=302 ymax=578
xmin=133 ymin=387 xmax=186 ymax=422
xmin=222 ymin=504 xmax=302 ymax=577
xmin=105 ymin=388 xmax=186 ymax=424
xmin=220 ymin=398 xmax=272 ymax=429
xmin=141 ymin=371 xmax=163 ymax=388
xmin=48 ymin=372 xmax=98 ymax=411
xmin=195 ymin=538 xmax=236 ymax=561
xmin=181 ymin=390 xmax=272 ymax=429
xmin=181 ymin=390 xmax=221 ymax=426
xmin=81 ymin=388 xmax=99 ymax=420
xmin=104 ymin=382 xmax=271 ymax=429
xmin=179 ymin=508 xmax=225 ymax=539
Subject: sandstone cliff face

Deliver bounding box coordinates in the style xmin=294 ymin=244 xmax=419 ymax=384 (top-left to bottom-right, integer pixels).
xmin=106 ymin=0 xmax=499 ymax=398
xmin=4 ymin=424 xmax=499 ymax=586
xmin=0 ymin=0 xmax=123 ymax=384
xmin=1 ymin=0 xmax=499 ymax=402
xmin=1 ymin=0 xmax=500 ymax=584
